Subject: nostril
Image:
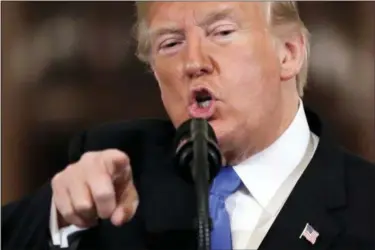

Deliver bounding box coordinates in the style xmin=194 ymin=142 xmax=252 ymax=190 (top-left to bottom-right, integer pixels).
xmin=189 ymin=69 xmax=206 ymax=79
xmin=185 ymin=61 xmax=213 ymax=79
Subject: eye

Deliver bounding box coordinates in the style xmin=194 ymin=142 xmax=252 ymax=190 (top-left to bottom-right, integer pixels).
xmin=208 ymin=24 xmax=237 ymax=39
xmin=157 ymin=38 xmax=184 ymax=54
xmin=214 ymin=29 xmax=235 ymax=37
xmin=160 ymin=40 xmax=181 ymax=49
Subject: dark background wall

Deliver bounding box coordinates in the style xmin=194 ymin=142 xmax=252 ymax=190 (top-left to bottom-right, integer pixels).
xmin=2 ymin=2 xmax=374 ymax=204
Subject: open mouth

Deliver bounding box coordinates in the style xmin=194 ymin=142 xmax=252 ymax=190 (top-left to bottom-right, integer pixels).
xmin=195 ymin=89 xmax=213 ymax=108
xmin=188 ymin=87 xmax=216 ymax=119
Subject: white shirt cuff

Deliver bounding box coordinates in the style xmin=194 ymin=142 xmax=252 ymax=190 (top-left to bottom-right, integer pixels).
xmin=49 ymin=199 xmax=88 ymax=248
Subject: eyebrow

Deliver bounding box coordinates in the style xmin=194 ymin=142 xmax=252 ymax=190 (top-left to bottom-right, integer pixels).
xmin=197 ymin=7 xmax=236 ymax=28
xmin=149 ymin=26 xmax=184 ymax=41
xmin=149 ymin=7 xmax=236 ymax=40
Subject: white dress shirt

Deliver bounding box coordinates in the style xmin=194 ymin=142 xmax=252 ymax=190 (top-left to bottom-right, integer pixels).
xmin=50 ymin=100 xmax=315 ymax=249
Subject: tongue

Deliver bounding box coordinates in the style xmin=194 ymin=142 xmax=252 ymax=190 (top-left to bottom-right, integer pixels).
xmin=189 ymin=100 xmax=215 ymax=119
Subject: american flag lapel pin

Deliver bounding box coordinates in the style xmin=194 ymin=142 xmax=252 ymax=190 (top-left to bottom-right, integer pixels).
xmin=299 ymin=223 xmax=320 ymax=245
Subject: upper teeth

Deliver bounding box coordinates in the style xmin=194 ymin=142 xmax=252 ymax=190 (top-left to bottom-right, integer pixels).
xmin=199 ymin=100 xmax=211 ymax=108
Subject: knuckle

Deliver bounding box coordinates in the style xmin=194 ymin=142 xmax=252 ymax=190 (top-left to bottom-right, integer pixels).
xmin=74 ymin=201 xmax=93 ymax=213
xmin=60 ymin=208 xmax=75 ymax=220
xmin=65 ymin=163 xmax=79 ymax=176
xmin=93 ymin=189 xmax=114 ymax=202
xmin=51 ymin=172 xmax=63 ymax=189
xmin=81 ymin=151 xmax=98 ymax=162
xmin=104 ymin=148 xmax=122 ymax=155
xmin=104 ymin=149 xmax=128 ymax=160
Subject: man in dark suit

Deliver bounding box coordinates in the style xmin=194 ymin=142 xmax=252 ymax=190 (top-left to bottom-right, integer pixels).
xmin=3 ymin=2 xmax=375 ymax=250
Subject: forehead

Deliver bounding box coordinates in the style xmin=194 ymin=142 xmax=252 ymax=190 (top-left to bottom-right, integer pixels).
xmin=146 ymin=2 xmax=267 ymax=28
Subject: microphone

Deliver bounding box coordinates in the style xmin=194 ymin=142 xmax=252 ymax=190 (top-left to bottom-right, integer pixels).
xmin=174 ymin=118 xmax=222 ymax=250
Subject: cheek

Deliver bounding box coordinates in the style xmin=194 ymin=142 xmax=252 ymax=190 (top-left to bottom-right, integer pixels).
xmin=223 ymin=57 xmax=278 ymax=102
xmin=154 ymin=72 xmax=189 ymax=125
xmin=217 ymin=37 xmax=281 ymax=115
xmin=232 ymin=39 xmax=279 ymax=84
xmin=159 ymin=83 xmax=181 ymax=110
xmin=154 ymin=68 xmax=181 ymax=102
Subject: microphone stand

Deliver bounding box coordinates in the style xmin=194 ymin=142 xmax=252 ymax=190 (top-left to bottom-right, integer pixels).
xmin=191 ymin=120 xmax=211 ymax=250
xmin=175 ymin=118 xmax=221 ymax=250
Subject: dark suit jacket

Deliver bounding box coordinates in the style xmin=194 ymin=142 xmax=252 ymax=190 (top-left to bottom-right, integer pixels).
xmin=3 ymin=109 xmax=375 ymax=250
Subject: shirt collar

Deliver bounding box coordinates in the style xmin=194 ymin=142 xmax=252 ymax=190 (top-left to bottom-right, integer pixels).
xmin=233 ymin=100 xmax=311 ymax=209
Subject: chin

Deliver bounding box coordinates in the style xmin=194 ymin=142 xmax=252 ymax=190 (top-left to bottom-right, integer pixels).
xmin=210 ymin=118 xmax=240 ymax=148
xmin=208 ymin=119 xmax=227 ymax=144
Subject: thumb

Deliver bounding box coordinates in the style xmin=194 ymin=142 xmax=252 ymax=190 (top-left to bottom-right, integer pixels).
xmin=111 ymin=179 xmax=139 ymax=226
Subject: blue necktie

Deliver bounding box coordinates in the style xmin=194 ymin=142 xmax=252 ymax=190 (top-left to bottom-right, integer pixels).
xmin=209 ymin=166 xmax=242 ymax=250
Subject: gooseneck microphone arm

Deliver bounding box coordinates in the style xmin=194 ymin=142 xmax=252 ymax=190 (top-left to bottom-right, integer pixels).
xmin=191 ymin=120 xmax=211 ymax=250
xmin=174 ymin=118 xmax=222 ymax=250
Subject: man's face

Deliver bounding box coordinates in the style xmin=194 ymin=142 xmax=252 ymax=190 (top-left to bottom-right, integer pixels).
xmin=147 ymin=2 xmax=299 ymax=160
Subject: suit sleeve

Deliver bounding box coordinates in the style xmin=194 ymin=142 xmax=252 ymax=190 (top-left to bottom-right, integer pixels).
xmin=1 ymin=131 xmax=87 ymax=250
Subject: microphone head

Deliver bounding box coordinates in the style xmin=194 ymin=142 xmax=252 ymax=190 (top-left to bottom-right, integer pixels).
xmin=174 ymin=118 xmax=222 ymax=183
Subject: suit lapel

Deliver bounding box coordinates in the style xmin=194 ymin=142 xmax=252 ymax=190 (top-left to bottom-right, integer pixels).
xmin=259 ymin=108 xmax=346 ymax=250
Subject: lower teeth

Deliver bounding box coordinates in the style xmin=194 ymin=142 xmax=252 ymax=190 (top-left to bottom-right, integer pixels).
xmin=199 ymin=100 xmax=211 ymax=108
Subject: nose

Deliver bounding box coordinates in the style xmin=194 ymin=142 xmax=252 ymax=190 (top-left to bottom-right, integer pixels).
xmin=183 ymin=37 xmax=214 ymax=79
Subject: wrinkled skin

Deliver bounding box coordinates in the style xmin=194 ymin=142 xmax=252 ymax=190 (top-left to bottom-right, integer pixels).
xmin=147 ymin=2 xmax=304 ymax=164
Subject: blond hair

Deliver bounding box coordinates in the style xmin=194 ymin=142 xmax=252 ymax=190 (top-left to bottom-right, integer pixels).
xmin=134 ymin=2 xmax=310 ymax=96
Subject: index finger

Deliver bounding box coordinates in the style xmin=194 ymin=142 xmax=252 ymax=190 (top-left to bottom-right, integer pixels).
xmin=101 ymin=149 xmax=130 ymax=178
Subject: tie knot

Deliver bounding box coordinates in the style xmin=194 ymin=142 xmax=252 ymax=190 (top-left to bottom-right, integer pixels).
xmin=210 ymin=166 xmax=241 ymax=199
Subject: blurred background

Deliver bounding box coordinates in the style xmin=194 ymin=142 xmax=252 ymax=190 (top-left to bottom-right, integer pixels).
xmin=2 ymin=2 xmax=374 ymax=205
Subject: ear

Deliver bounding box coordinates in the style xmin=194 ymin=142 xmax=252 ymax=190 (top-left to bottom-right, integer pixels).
xmin=151 ymin=65 xmax=164 ymax=93
xmin=149 ymin=63 xmax=159 ymax=82
xmin=152 ymin=69 xmax=162 ymax=87
xmin=278 ymin=32 xmax=305 ymax=81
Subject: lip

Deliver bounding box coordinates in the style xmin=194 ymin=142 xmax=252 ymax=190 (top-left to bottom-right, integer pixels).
xmin=188 ymin=85 xmax=217 ymax=106
xmin=188 ymin=85 xmax=217 ymax=119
